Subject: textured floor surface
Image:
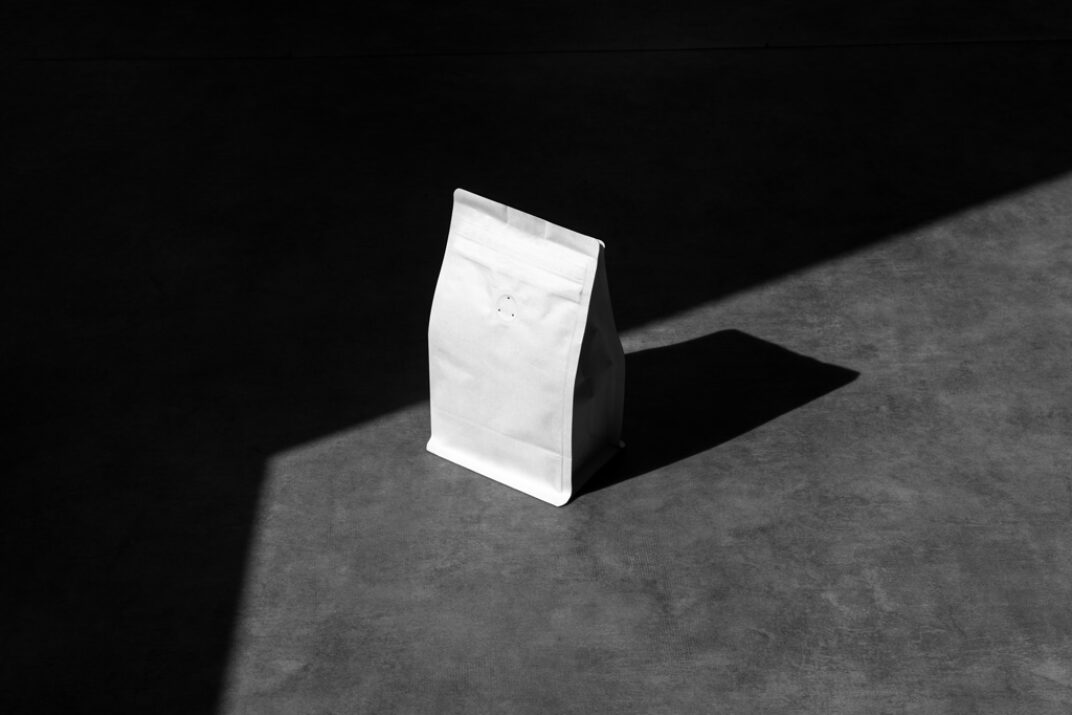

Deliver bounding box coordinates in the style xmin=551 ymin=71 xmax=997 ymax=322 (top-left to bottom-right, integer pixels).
xmin=222 ymin=175 xmax=1072 ymax=714
xmin=6 ymin=6 xmax=1072 ymax=714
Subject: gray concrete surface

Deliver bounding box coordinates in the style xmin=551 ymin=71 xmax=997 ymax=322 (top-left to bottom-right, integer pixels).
xmin=222 ymin=175 xmax=1072 ymax=713
xmin=7 ymin=7 xmax=1072 ymax=713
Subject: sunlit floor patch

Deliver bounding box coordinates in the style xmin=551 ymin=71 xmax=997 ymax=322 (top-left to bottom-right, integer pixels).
xmin=223 ymin=172 xmax=1072 ymax=713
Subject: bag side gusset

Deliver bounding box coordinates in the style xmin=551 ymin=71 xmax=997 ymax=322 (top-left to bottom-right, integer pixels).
xmin=569 ymin=246 xmax=626 ymax=493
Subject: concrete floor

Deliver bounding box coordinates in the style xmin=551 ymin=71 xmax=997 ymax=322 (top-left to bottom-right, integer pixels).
xmin=6 ymin=6 xmax=1072 ymax=714
xmin=222 ymin=175 xmax=1072 ymax=714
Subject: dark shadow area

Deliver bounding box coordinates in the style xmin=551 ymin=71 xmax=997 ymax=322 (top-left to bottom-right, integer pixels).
xmin=576 ymin=331 xmax=859 ymax=498
xmin=4 ymin=15 xmax=1072 ymax=714
xmin=5 ymin=1 xmax=1072 ymax=58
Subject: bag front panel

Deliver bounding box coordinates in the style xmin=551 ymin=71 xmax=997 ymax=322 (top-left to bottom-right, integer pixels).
xmin=428 ymin=234 xmax=585 ymax=457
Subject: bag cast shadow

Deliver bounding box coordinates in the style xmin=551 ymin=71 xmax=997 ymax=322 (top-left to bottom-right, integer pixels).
xmin=575 ymin=329 xmax=859 ymax=498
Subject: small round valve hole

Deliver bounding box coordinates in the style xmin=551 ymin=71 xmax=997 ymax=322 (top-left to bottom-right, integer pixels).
xmin=496 ymin=295 xmax=516 ymax=321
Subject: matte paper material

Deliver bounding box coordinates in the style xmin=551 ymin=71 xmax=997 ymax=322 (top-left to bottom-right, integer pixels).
xmin=427 ymin=189 xmax=625 ymax=505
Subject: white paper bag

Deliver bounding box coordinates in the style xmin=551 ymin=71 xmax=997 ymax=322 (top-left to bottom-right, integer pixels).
xmin=427 ymin=189 xmax=625 ymax=505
